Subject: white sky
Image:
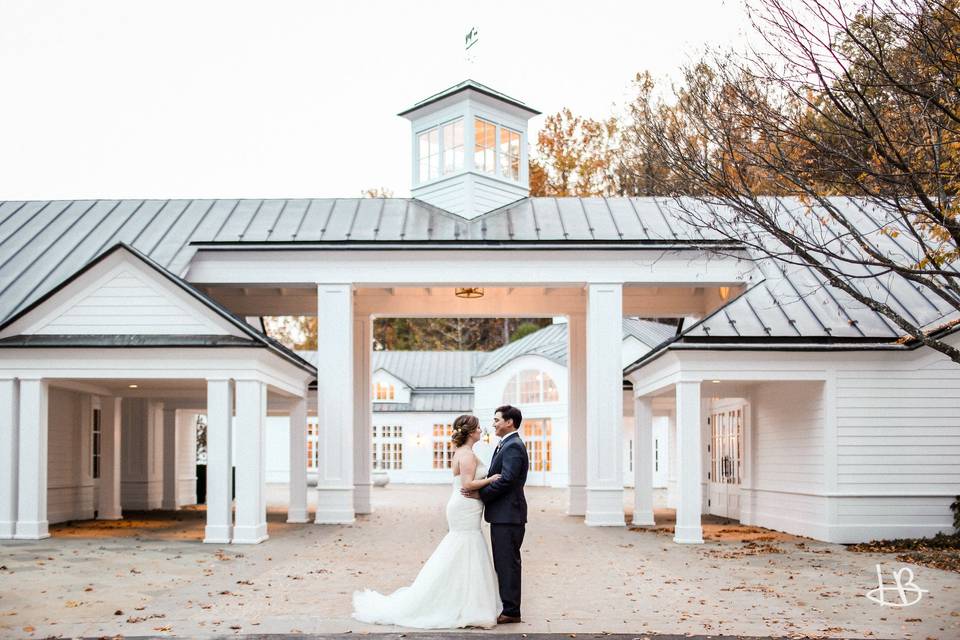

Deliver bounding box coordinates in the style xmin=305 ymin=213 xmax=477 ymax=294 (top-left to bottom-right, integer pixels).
xmin=0 ymin=0 xmax=751 ymax=200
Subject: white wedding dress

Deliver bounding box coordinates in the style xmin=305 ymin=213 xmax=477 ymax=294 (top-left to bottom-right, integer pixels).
xmin=352 ymin=460 xmax=501 ymax=628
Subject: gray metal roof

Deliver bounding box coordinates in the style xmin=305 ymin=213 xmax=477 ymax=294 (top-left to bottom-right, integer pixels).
xmin=0 ymin=197 xmax=733 ymax=325
xmin=474 ymin=319 xmax=675 ymax=378
xmin=371 ymin=350 xmax=483 ymax=389
xmin=373 ymin=393 xmax=475 ymax=414
xmin=398 ymin=79 xmax=541 ymax=117
xmin=0 ymin=197 xmax=953 ymax=352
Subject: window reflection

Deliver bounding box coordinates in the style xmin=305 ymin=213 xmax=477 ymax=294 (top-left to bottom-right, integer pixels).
xmin=474 ymin=118 xmax=496 ymax=174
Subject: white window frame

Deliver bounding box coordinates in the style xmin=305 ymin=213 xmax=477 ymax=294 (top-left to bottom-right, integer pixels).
xmin=372 ymin=424 xmax=403 ymax=470
xmin=417 ymin=117 xmax=464 ymax=185
xmin=474 ymin=117 xmax=522 ymax=183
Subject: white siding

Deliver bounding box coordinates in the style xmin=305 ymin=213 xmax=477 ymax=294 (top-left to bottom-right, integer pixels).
xmin=36 ymin=269 xmax=223 ymax=335
xmin=830 ymin=353 xmax=960 ymax=540
xmin=751 ymin=381 xmax=825 ymax=492
xmin=47 ymin=387 xmax=94 ymax=523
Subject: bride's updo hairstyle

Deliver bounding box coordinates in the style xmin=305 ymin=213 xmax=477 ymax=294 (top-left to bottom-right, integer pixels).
xmin=451 ymin=414 xmax=479 ymax=447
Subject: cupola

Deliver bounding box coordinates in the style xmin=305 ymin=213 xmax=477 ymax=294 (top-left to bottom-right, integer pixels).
xmin=399 ymin=80 xmax=540 ymax=219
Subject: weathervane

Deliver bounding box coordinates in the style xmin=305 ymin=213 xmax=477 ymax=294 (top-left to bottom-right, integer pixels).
xmin=465 ymin=26 xmax=479 ymax=64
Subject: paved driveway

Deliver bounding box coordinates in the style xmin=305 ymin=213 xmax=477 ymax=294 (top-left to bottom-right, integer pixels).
xmin=0 ymin=485 xmax=957 ymax=639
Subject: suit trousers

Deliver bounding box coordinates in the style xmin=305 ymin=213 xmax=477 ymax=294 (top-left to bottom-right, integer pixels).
xmin=490 ymin=523 xmax=525 ymax=617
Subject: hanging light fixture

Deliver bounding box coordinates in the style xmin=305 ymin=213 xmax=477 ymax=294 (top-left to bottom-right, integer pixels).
xmin=455 ymin=287 xmax=484 ymax=299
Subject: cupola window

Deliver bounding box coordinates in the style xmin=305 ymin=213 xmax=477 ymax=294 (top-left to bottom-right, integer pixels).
xmin=474 ymin=118 xmax=497 ymax=174
xmin=500 ymin=127 xmax=521 ymax=181
xmin=475 ymin=118 xmax=521 ymax=182
xmin=418 ymin=117 xmax=464 ymax=183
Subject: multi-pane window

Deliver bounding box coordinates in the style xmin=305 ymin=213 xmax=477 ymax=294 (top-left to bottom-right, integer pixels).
xmin=92 ymin=408 xmax=102 ymax=479
xmin=443 ymin=119 xmax=464 ymax=175
xmin=372 ymin=425 xmax=403 ymax=470
xmin=627 ymin=438 xmax=633 ymax=473
xmin=418 ymin=117 xmax=464 ymax=184
xmin=654 ymin=438 xmax=659 ymax=472
xmin=499 ymin=127 xmax=521 ymax=181
xmin=432 ymin=423 xmax=454 ymax=469
xmin=521 ymin=418 xmax=552 ymax=472
xmin=502 ymin=370 xmax=560 ymax=405
xmin=418 ymin=128 xmax=440 ymax=182
xmin=474 ymin=118 xmax=496 ymax=174
xmin=306 ymin=420 xmax=320 ymax=470
xmin=710 ymin=408 xmax=742 ymax=484
xmin=372 ymin=382 xmax=395 ymax=401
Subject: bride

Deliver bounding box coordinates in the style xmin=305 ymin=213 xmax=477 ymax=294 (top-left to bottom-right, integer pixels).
xmin=352 ymin=414 xmax=502 ymax=628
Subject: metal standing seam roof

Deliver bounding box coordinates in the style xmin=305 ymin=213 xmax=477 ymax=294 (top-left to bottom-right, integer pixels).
xmin=397 ymin=79 xmax=541 ymax=117
xmin=473 ymin=319 xmax=677 ymax=378
xmin=0 ymin=197 xmax=954 ymax=350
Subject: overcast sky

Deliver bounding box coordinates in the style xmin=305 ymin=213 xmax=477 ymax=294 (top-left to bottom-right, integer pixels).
xmin=0 ymin=1 xmax=751 ymax=200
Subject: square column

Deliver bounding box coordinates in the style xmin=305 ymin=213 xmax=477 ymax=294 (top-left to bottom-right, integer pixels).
xmin=0 ymin=379 xmax=18 ymax=538
xmin=585 ymin=283 xmax=625 ymax=526
xmin=16 ymin=378 xmax=49 ymax=539
xmin=204 ymin=378 xmax=233 ymax=544
xmin=161 ymin=406 xmax=179 ymax=510
xmin=353 ymin=313 xmax=372 ymax=515
xmin=566 ymin=312 xmax=587 ymax=516
xmin=234 ymin=379 xmax=268 ymax=544
xmin=315 ymin=284 xmax=355 ymax=524
xmin=287 ymin=393 xmax=309 ymax=523
xmin=98 ymin=397 xmax=123 ymax=520
xmin=674 ymin=380 xmax=704 ymax=544
xmin=632 ymin=395 xmax=655 ymax=526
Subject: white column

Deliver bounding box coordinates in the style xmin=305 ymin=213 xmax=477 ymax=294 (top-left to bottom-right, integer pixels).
xmin=674 ymin=380 xmax=704 ymax=544
xmin=176 ymin=412 xmax=198 ymax=506
xmin=16 ymin=379 xmax=49 ymax=539
xmin=234 ymin=379 xmax=268 ymax=544
xmin=161 ymin=406 xmax=179 ymax=510
xmin=353 ymin=313 xmax=372 ymax=515
xmin=315 ymin=284 xmax=355 ymax=524
xmin=632 ymin=395 xmax=655 ymax=526
xmin=204 ymin=379 xmax=233 ymax=544
xmin=0 ymin=379 xmax=18 ymax=538
xmin=287 ymin=394 xmax=309 ymax=523
xmin=98 ymin=397 xmax=123 ymax=520
xmin=585 ymin=283 xmax=624 ymax=526
xmin=566 ymin=312 xmax=587 ymax=516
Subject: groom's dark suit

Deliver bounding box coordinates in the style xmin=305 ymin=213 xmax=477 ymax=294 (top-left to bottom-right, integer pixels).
xmin=478 ymin=431 xmax=528 ymax=619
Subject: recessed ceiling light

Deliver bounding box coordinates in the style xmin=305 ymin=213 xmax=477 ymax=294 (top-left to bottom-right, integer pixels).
xmin=711 ymin=380 xmax=720 ymax=384
xmin=128 ymin=384 xmax=139 ymax=389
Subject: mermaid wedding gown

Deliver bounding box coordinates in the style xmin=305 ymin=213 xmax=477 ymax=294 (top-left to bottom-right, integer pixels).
xmin=352 ymin=460 xmax=501 ymax=628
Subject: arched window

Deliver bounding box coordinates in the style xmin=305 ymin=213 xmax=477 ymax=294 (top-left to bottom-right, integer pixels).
xmin=502 ymin=369 xmax=559 ymax=405
xmin=372 ymin=382 xmax=395 ymax=401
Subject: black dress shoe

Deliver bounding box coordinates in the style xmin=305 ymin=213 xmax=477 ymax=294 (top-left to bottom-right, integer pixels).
xmin=497 ymin=614 xmax=522 ymax=624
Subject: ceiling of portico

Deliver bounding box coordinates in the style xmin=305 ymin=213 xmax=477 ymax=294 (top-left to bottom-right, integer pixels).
xmin=198 ymin=284 xmax=744 ymax=319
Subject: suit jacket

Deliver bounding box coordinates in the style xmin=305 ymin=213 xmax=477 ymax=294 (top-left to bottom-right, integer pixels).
xmin=479 ymin=433 xmax=528 ymax=524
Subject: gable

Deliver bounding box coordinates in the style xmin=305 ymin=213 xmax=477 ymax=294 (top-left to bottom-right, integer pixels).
xmin=0 ymin=248 xmax=245 ymax=339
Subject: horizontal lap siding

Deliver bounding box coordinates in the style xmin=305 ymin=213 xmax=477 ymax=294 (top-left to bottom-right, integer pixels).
xmin=37 ymin=272 xmax=217 ymax=335
xmin=752 ymin=381 xmax=825 ymax=493
xmin=47 ymin=388 xmax=94 ymax=523
xmin=836 ymin=363 xmax=960 ymax=495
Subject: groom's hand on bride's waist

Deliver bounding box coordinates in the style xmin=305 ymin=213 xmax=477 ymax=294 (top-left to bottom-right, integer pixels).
xmin=460 ymin=488 xmax=480 ymax=499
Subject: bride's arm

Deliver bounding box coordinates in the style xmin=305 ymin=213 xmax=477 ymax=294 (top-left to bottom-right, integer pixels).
xmin=458 ymin=453 xmax=500 ymax=491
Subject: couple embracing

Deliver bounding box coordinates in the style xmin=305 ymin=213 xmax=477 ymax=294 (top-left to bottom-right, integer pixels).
xmin=352 ymin=405 xmax=528 ymax=629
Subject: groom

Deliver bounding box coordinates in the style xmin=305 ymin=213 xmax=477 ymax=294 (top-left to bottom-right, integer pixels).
xmin=463 ymin=404 xmax=528 ymax=624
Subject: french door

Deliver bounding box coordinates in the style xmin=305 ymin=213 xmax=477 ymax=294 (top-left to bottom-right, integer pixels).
xmin=521 ymin=418 xmax=552 ymax=486
xmin=708 ymin=405 xmax=743 ymax=519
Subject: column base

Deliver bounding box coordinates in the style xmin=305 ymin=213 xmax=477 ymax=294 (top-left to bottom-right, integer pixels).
xmin=0 ymin=521 xmax=16 ymax=538
xmin=161 ymin=500 xmax=178 ymax=511
xmin=566 ymin=484 xmax=586 ymax=516
xmin=287 ymin=508 xmax=309 ymax=524
xmin=673 ymin=525 xmax=704 ymax=544
xmin=315 ymin=487 xmax=355 ymax=524
xmin=96 ymin=512 xmax=123 ymax=521
xmin=14 ymin=521 xmax=50 ymax=539
xmin=631 ymin=510 xmax=656 ymax=526
xmin=203 ymin=525 xmax=232 ymax=544
xmin=584 ymin=488 xmax=625 ymax=527
xmin=232 ymin=524 xmax=269 ymax=544
xmin=354 ymin=483 xmax=372 ymax=515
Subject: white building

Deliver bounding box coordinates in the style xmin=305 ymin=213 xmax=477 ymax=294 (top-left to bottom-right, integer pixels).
xmin=1 ymin=79 xmax=957 ymax=545
xmin=264 ymin=319 xmax=676 ymax=489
